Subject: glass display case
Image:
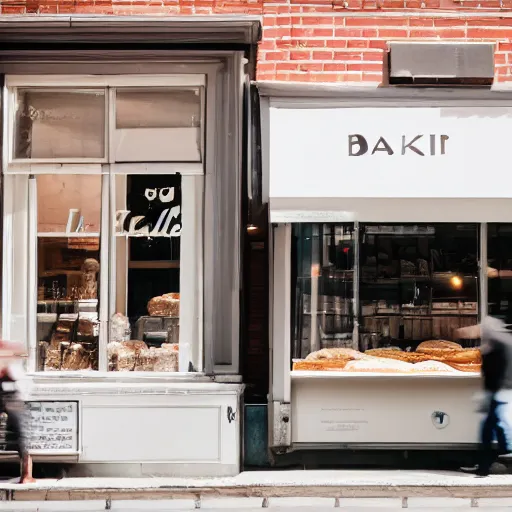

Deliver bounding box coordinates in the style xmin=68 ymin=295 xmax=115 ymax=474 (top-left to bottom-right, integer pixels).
xmin=291 ymin=223 xmax=481 ymax=374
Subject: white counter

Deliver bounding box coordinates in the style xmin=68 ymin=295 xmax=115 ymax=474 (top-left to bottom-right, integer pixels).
xmin=291 ymin=372 xmax=482 ymax=447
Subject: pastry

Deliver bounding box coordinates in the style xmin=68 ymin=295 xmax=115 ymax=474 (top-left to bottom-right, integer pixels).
xmin=344 ymin=357 xmax=414 ymax=372
xmin=61 ymin=344 xmax=91 ymax=370
xmin=416 ymin=340 xmax=463 ymax=356
xmin=293 ymin=360 xmax=349 ymax=371
xmin=153 ymin=348 xmax=179 ymax=372
xmin=44 ymin=348 xmax=61 ymax=370
xmin=412 ymin=360 xmax=458 ymax=372
xmin=445 ymin=362 xmax=481 ymax=372
xmin=441 ymin=348 xmax=482 ymax=365
xmin=305 ymin=347 xmax=365 ymax=361
xmin=121 ymin=340 xmax=148 ymax=353
xmin=135 ymin=347 xmax=159 ymax=371
xmin=147 ymin=293 xmax=180 ymax=317
xmin=365 ymin=349 xmax=429 ymax=363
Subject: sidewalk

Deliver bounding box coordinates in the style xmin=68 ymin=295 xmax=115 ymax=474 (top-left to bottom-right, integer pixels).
xmin=3 ymin=470 xmax=512 ymax=508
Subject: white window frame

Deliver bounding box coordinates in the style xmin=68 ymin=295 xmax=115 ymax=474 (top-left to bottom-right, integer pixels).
xmin=4 ymin=74 xmax=206 ymax=169
xmin=2 ymin=74 xmax=206 ymax=376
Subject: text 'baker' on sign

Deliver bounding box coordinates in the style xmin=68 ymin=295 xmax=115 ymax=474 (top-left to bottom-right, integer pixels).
xmin=348 ymin=134 xmax=449 ymax=156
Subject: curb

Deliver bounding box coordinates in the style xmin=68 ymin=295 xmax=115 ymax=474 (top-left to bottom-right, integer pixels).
xmin=4 ymin=484 xmax=512 ymax=502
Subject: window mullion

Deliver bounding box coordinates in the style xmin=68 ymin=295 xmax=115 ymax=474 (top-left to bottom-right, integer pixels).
xmin=27 ymin=176 xmax=38 ymax=373
xmin=98 ymin=170 xmax=110 ymax=372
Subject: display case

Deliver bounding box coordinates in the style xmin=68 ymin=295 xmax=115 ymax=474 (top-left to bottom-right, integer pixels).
xmin=291 ymin=223 xmax=481 ymax=375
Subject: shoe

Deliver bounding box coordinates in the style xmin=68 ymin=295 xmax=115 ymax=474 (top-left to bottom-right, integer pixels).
xmin=498 ymin=451 xmax=512 ymax=460
xmin=460 ymin=465 xmax=490 ymax=477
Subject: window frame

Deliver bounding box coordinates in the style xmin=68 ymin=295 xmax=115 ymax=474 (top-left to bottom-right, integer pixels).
xmin=4 ymin=74 xmax=206 ymax=168
xmin=2 ymin=74 xmax=207 ymax=376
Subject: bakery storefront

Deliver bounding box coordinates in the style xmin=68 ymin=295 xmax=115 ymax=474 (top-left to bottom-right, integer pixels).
xmin=260 ymin=84 xmax=512 ymax=453
xmin=0 ymin=17 xmax=260 ymax=477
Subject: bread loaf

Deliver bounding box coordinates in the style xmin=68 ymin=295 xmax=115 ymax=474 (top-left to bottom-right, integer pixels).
xmin=365 ymin=349 xmax=429 ymax=363
xmin=305 ymin=347 xmax=365 ymax=361
xmin=153 ymin=348 xmax=179 ymax=372
xmin=412 ymin=360 xmax=459 ymax=372
xmin=61 ymin=344 xmax=91 ymax=370
xmin=440 ymin=348 xmax=482 ymax=364
xmin=147 ymin=293 xmax=180 ymax=317
xmin=344 ymin=358 xmax=414 ymax=372
xmin=445 ymin=362 xmax=481 ymax=372
xmin=293 ymin=359 xmax=349 ymax=371
xmin=416 ymin=340 xmax=463 ymax=356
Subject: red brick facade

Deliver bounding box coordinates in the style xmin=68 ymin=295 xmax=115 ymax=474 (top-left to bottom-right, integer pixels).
xmin=0 ymin=3 xmax=510 ymax=81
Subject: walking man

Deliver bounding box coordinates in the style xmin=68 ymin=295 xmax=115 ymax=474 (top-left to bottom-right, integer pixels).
xmin=457 ymin=316 xmax=512 ymax=476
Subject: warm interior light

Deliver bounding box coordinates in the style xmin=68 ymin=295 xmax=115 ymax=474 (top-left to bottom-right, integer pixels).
xmin=450 ymin=275 xmax=463 ymax=290
xmin=247 ymin=224 xmax=258 ymax=233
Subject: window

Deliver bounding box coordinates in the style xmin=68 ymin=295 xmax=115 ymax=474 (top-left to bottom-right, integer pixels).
xmin=359 ymin=223 xmax=478 ymax=350
xmin=291 ymin=223 xmax=481 ymax=373
xmin=14 ymin=90 xmax=106 ymax=160
xmin=114 ymin=88 xmax=202 ymax=163
xmin=4 ymin=77 xmax=206 ymax=374
xmin=36 ymin=175 xmax=102 ymax=371
xmin=109 ymin=174 xmax=185 ymax=372
xmin=488 ymin=224 xmax=512 ymax=319
xmin=292 ymin=224 xmax=355 ymax=360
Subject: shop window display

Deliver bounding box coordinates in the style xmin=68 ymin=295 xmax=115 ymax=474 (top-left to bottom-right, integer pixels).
xmin=6 ymin=82 xmax=204 ymax=374
xmin=108 ymin=174 xmax=183 ymax=372
xmin=36 ymin=175 xmax=102 ymax=371
xmin=292 ymin=223 xmax=482 ymax=374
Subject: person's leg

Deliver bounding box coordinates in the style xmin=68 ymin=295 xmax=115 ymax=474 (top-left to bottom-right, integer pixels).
xmin=5 ymin=396 xmax=34 ymax=483
xmin=478 ymin=399 xmax=499 ymax=475
xmin=494 ymin=400 xmax=511 ymax=454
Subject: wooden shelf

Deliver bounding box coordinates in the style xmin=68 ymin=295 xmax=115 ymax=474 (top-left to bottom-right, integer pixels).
xmin=128 ymin=260 xmax=180 ymax=270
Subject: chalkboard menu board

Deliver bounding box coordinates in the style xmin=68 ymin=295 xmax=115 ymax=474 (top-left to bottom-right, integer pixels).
xmin=28 ymin=401 xmax=78 ymax=452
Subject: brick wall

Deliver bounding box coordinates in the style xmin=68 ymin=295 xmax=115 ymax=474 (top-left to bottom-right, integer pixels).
xmin=1 ymin=3 xmax=510 ymax=82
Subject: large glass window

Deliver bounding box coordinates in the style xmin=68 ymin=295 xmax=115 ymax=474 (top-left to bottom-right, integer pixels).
xmin=292 ymin=223 xmax=481 ymax=374
xmin=488 ymin=224 xmax=512 ymax=319
xmin=5 ymin=79 xmax=206 ymax=374
xmin=292 ymin=224 xmax=355 ymax=360
xmin=36 ymin=175 xmax=102 ymax=371
xmin=108 ymin=174 xmax=183 ymax=373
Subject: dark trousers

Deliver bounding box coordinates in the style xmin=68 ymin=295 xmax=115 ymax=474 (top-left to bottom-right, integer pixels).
xmin=1 ymin=393 xmax=28 ymax=459
xmin=479 ymin=396 xmax=511 ymax=472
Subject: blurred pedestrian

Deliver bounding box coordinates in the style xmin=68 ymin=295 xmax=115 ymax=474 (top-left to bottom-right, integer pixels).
xmin=0 ymin=341 xmax=34 ymax=483
xmin=457 ymin=316 xmax=512 ymax=477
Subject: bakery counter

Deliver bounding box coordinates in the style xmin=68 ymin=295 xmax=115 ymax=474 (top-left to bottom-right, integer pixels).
xmin=23 ymin=375 xmax=244 ymax=477
xmin=291 ymin=370 xmax=481 ymax=446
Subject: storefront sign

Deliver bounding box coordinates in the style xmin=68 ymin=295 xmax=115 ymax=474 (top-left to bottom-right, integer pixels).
xmin=27 ymin=401 xmax=78 ymax=452
xmin=348 ymin=134 xmax=449 ymax=157
xmin=269 ymin=106 xmax=512 ymax=200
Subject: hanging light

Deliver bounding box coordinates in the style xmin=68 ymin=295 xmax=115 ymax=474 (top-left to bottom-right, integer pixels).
xmin=450 ymin=275 xmax=463 ymax=290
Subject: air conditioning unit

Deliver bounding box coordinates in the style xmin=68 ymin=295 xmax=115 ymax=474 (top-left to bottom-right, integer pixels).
xmin=388 ymin=42 xmax=495 ymax=86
